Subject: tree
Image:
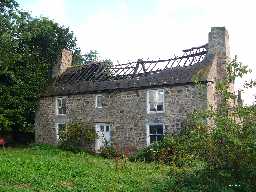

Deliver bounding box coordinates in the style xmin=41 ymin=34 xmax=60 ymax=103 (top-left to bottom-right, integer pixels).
xmin=0 ymin=0 xmax=82 ymax=139
xmin=83 ymin=50 xmax=99 ymax=64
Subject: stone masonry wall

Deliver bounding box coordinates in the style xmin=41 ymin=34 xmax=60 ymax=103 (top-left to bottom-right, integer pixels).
xmin=35 ymin=27 xmax=231 ymax=151
xmin=35 ymin=84 xmax=207 ymax=150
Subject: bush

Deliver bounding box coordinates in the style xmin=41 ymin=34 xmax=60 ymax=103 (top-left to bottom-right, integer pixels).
xmin=131 ymin=57 xmax=256 ymax=191
xmin=100 ymin=145 xmax=116 ymax=159
xmin=130 ymin=137 xmax=176 ymax=163
xmin=59 ymin=122 xmax=97 ymax=152
xmin=167 ymin=57 xmax=256 ymax=191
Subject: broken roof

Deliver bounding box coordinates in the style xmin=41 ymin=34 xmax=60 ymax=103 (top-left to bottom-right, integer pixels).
xmin=42 ymin=44 xmax=215 ymax=97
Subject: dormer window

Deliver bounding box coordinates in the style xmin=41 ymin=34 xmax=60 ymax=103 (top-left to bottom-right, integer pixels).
xmin=95 ymin=95 xmax=103 ymax=108
xmin=56 ymin=97 xmax=67 ymax=115
xmin=147 ymin=89 xmax=164 ymax=113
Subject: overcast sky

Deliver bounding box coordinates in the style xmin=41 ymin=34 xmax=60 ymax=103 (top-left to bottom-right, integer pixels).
xmin=17 ymin=0 xmax=256 ymax=105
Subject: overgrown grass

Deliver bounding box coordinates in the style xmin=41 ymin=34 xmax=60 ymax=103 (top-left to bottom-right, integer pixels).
xmin=0 ymin=145 xmax=169 ymax=191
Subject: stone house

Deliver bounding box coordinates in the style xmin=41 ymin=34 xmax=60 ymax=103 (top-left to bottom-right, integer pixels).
xmin=35 ymin=27 xmax=232 ymax=152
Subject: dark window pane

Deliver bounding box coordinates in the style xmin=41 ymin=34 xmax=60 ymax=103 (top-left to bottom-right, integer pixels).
xmin=106 ymin=125 xmax=109 ymax=132
xmin=149 ymin=124 xmax=163 ymax=134
xmin=156 ymin=135 xmax=164 ymax=141
xmin=156 ymin=126 xmax=163 ymax=134
xmin=100 ymin=125 xmax=104 ymax=132
xmin=58 ymin=124 xmax=65 ymax=130
xmin=149 ymin=126 xmax=157 ymax=134
xmin=150 ymin=135 xmax=157 ymax=143
xmin=156 ymin=104 xmax=163 ymax=111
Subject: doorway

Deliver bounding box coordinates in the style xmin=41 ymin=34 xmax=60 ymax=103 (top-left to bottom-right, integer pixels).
xmin=95 ymin=123 xmax=111 ymax=152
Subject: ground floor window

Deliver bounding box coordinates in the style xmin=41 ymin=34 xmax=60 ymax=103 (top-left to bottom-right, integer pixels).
xmin=146 ymin=123 xmax=164 ymax=145
xmin=56 ymin=123 xmax=66 ymax=141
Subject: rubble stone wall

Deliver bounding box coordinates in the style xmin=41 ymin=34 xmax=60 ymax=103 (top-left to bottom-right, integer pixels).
xmin=35 ymin=85 xmax=207 ymax=150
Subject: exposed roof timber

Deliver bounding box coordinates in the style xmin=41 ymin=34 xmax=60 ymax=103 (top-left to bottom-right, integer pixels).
xmin=56 ymin=44 xmax=208 ymax=84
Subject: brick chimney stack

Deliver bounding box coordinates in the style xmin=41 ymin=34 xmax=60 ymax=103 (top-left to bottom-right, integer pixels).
xmin=52 ymin=49 xmax=72 ymax=79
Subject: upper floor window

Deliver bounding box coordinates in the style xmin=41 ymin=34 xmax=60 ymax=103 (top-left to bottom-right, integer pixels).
xmin=147 ymin=89 xmax=164 ymax=113
xmin=56 ymin=97 xmax=66 ymax=115
xmin=95 ymin=95 xmax=103 ymax=108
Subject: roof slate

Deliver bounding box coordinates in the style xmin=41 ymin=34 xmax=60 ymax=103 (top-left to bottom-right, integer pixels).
xmin=41 ymin=53 xmax=215 ymax=97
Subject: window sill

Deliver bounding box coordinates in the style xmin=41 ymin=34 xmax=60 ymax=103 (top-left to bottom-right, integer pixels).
xmin=147 ymin=111 xmax=165 ymax=114
xmin=56 ymin=114 xmax=67 ymax=116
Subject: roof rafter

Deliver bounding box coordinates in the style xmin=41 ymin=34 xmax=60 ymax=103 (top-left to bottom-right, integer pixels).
xmin=56 ymin=44 xmax=208 ymax=84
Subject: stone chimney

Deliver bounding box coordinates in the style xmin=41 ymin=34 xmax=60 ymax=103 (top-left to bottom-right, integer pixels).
xmin=208 ymin=27 xmax=234 ymax=108
xmin=208 ymin=27 xmax=230 ymax=58
xmin=208 ymin=27 xmax=231 ymax=81
xmin=52 ymin=49 xmax=72 ymax=78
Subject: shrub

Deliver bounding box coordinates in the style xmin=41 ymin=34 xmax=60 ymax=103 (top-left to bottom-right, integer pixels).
xmin=59 ymin=122 xmax=97 ymax=152
xmin=130 ymin=137 xmax=177 ymax=163
xmin=100 ymin=145 xmax=116 ymax=159
xmin=165 ymin=57 xmax=256 ymax=191
xmin=131 ymin=57 xmax=256 ymax=191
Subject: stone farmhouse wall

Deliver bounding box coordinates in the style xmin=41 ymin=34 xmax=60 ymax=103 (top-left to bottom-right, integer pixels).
xmin=35 ymin=84 xmax=209 ymax=150
xmin=35 ymin=27 xmax=231 ymax=151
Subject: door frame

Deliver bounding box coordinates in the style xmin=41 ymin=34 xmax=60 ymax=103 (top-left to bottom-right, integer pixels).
xmin=95 ymin=123 xmax=111 ymax=152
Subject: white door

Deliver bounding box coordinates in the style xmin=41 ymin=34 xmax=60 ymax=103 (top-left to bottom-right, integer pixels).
xmin=95 ymin=124 xmax=111 ymax=152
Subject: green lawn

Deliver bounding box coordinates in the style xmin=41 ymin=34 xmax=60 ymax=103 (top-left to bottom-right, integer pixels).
xmin=0 ymin=145 xmax=169 ymax=192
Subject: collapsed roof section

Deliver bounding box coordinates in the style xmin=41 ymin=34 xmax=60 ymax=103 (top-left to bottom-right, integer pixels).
xmin=41 ymin=27 xmax=230 ymax=97
xmin=56 ymin=44 xmax=208 ymax=84
xmin=42 ymin=44 xmax=214 ymax=97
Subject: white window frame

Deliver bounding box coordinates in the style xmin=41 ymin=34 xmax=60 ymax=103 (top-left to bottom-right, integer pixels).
xmin=56 ymin=97 xmax=67 ymax=115
xmin=56 ymin=123 xmax=66 ymax=141
xmin=146 ymin=89 xmax=165 ymax=113
xmin=95 ymin=95 xmax=103 ymax=108
xmin=146 ymin=123 xmax=165 ymax=146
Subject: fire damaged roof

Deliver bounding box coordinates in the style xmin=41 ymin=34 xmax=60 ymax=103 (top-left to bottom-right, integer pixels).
xmin=42 ymin=44 xmax=215 ymax=97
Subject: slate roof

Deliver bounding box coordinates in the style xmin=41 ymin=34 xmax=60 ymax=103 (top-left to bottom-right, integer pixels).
xmin=41 ymin=44 xmax=215 ymax=97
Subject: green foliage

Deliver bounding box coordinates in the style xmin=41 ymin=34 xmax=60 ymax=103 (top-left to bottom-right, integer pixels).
xmin=0 ymin=146 xmax=169 ymax=191
xmin=100 ymin=145 xmax=117 ymax=159
xmin=131 ymin=57 xmax=256 ymax=191
xmin=168 ymin=57 xmax=256 ymax=191
xmin=83 ymin=50 xmax=99 ymax=64
xmin=59 ymin=122 xmax=97 ymax=152
xmin=130 ymin=137 xmax=176 ymax=163
xmin=0 ymin=0 xmax=114 ymax=138
xmin=0 ymin=0 xmax=81 ymax=136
